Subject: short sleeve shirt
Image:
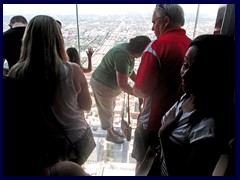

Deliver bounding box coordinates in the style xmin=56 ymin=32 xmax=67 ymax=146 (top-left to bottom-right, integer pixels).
xmin=166 ymin=95 xmax=216 ymax=145
xmin=92 ymin=43 xmax=134 ymax=90
xmin=135 ymin=28 xmax=192 ymax=133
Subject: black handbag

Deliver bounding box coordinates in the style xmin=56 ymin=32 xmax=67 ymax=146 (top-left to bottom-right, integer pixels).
xmin=68 ymin=127 xmax=96 ymax=165
xmin=121 ymin=93 xmax=132 ymax=141
xmin=41 ymin=106 xmax=96 ymax=166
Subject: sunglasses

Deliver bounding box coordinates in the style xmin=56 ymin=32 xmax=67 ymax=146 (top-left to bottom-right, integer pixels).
xmin=156 ymin=4 xmax=169 ymax=18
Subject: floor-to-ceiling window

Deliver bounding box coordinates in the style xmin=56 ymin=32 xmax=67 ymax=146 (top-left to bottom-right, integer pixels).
xmin=3 ymin=4 xmax=224 ymax=176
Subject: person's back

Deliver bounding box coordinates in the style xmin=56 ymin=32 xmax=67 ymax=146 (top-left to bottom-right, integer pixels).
xmin=6 ymin=15 xmax=93 ymax=175
xmin=92 ymin=43 xmax=132 ymax=89
xmin=52 ymin=62 xmax=89 ymax=142
xmin=3 ymin=76 xmax=50 ymax=175
xmin=3 ymin=15 xmax=27 ymax=69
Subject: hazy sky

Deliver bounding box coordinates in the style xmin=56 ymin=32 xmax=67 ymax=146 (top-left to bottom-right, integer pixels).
xmin=3 ymin=4 xmax=155 ymax=15
xmin=3 ymin=4 xmax=220 ymax=16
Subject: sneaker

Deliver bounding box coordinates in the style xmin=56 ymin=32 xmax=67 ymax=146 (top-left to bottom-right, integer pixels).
xmin=106 ymin=134 xmax=124 ymax=144
xmin=113 ymin=130 xmax=125 ymax=138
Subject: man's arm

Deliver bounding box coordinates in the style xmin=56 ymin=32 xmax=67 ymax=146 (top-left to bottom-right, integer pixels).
xmin=132 ymin=85 xmax=148 ymax=98
xmin=129 ymin=70 xmax=136 ymax=82
xmin=116 ymin=71 xmax=134 ymax=95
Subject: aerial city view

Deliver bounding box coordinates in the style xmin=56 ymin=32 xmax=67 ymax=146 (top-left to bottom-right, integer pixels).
xmin=3 ymin=4 xmax=219 ymax=175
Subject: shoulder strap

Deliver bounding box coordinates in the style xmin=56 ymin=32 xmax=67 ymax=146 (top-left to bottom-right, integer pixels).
xmin=127 ymin=93 xmax=131 ymax=125
xmin=121 ymin=93 xmax=125 ymax=121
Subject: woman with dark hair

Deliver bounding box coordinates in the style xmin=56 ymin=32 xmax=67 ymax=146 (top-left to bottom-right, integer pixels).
xmin=8 ymin=15 xmax=93 ymax=174
xmin=158 ymin=34 xmax=235 ymax=175
xmin=66 ymin=47 xmax=93 ymax=73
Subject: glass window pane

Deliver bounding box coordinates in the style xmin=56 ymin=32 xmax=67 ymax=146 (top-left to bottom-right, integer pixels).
xmin=3 ymin=4 xmax=223 ymax=176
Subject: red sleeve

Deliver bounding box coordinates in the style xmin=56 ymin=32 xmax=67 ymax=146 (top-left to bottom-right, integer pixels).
xmin=135 ymin=51 xmax=159 ymax=94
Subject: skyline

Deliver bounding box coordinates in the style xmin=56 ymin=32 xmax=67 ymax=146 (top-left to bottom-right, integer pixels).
xmin=3 ymin=4 xmax=220 ymax=17
xmin=3 ymin=4 xmax=155 ymax=15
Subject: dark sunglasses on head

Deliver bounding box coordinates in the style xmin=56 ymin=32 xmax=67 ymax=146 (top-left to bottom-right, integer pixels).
xmin=156 ymin=4 xmax=169 ymax=18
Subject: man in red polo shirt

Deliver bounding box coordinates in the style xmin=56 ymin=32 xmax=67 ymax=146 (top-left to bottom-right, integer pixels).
xmin=132 ymin=4 xmax=191 ymax=175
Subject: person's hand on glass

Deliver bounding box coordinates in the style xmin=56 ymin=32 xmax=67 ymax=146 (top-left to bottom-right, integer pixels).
xmin=86 ymin=47 xmax=94 ymax=58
